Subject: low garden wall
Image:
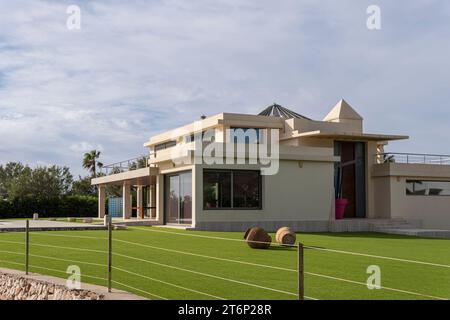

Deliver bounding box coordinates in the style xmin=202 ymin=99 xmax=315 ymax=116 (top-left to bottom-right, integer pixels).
xmin=0 ymin=271 xmax=104 ymax=300
xmin=0 ymin=268 xmax=145 ymax=300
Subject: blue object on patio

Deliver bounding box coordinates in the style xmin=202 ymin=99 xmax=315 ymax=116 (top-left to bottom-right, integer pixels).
xmin=108 ymin=197 xmax=123 ymax=218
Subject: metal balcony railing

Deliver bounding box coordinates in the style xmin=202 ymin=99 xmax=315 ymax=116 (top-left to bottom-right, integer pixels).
xmin=100 ymin=155 xmax=151 ymax=175
xmin=375 ymin=152 xmax=450 ymax=165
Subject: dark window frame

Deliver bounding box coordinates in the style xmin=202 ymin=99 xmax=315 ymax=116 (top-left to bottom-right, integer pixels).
xmin=203 ymin=169 xmax=263 ymax=210
xmin=406 ymin=180 xmax=450 ymax=196
xmin=164 ymin=170 xmax=193 ymax=225
xmin=155 ymin=140 xmax=177 ymax=152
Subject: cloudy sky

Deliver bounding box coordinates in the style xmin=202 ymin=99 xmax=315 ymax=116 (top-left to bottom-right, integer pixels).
xmin=0 ymin=0 xmax=449 ymax=177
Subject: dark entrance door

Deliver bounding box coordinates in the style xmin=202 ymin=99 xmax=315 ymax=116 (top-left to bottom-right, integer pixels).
xmin=334 ymin=141 xmax=366 ymax=218
xmin=165 ymin=171 xmax=192 ymax=224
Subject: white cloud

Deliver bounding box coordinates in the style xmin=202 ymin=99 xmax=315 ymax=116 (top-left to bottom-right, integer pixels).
xmin=0 ymin=0 xmax=449 ymax=176
xmin=69 ymin=142 xmax=102 ymax=154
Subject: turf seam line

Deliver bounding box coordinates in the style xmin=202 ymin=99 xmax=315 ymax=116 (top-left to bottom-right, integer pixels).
xmin=112 ymin=239 xmax=446 ymax=301
xmin=128 ymin=227 xmax=450 ymax=269
xmin=0 ymin=239 xmax=108 ymax=254
xmin=6 ymin=232 xmax=448 ymax=300
xmin=113 ymin=265 xmax=226 ymax=300
xmin=2 ymin=238 xmax=445 ymax=300
xmin=111 ymin=279 xmax=167 ymax=300
xmin=0 ymin=259 xmax=106 ymax=282
xmin=128 ymin=226 xmax=296 ymax=247
xmin=28 ymin=228 xmax=450 ymax=268
xmin=113 ymin=238 xmax=297 ymax=272
xmin=303 ymin=246 xmax=450 ymax=269
xmin=0 ymin=258 xmax=163 ymax=300
xmin=0 ymin=249 xmax=107 ymax=268
xmin=29 ymin=264 xmax=107 ymax=282
xmin=305 ymin=271 xmax=447 ymax=300
xmin=2 ymin=247 xmax=443 ymax=300
xmin=112 ymin=250 xmax=299 ymax=298
xmin=0 ymin=259 xmax=24 ymax=267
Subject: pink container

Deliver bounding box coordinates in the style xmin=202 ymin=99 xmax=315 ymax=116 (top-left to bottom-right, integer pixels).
xmin=335 ymin=199 xmax=348 ymax=220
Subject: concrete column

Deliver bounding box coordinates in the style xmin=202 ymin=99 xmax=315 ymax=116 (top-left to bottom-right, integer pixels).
xmin=191 ymin=165 xmax=198 ymax=228
xmin=136 ymin=185 xmax=143 ymax=219
xmin=149 ymin=184 xmax=156 ymax=218
xmin=122 ymin=182 xmax=132 ymax=219
xmin=156 ymin=174 xmax=164 ymax=224
xmin=98 ymin=185 xmax=106 ymax=218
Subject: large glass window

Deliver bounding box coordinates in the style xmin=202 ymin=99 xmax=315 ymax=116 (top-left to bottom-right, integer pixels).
xmin=203 ymin=170 xmax=261 ymax=209
xmin=233 ymin=171 xmax=261 ymax=208
xmin=203 ymin=171 xmax=231 ymax=208
xmin=155 ymin=140 xmax=176 ymax=151
xmin=185 ymin=130 xmax=215 ymax=143
xmin=406 ymin=180 xmax=450 ymax=196
xmin=165 ymin=171 xmax=192 ymax=224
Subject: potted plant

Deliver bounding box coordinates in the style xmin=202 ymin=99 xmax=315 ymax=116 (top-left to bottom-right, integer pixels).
xmin=335 ymin=164 xmax=348 ymax=220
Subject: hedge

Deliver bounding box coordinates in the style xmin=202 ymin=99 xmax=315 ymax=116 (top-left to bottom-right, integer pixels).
xmin=0 ymin=195 xmax=98 ymax=219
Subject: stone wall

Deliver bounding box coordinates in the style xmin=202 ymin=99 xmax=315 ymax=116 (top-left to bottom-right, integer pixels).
xmin=0 ymin=272 xmax=104 ymax=300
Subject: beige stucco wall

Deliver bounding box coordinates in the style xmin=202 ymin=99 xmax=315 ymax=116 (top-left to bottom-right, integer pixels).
xmin=371 ymin=177 xmax=391 ymax=219
xmin=193 ymin=159 xmax=335 ymax=226
xmin=372 ymin=163 xmax=450 ymax=229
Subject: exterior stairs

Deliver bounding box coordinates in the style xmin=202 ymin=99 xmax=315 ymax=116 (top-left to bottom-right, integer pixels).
xmin=368 ymin=218 xmax=421 ymax=232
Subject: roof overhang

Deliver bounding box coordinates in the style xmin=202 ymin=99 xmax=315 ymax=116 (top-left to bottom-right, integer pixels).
xmin=91 ymin=167 xmax=159 ymax=186
xmin=281 ymin=130 xmax=409 ymax=142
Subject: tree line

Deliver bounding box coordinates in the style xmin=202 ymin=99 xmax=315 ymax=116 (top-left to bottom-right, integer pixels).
xmin=0 ymin=150 xmax=106 ymax=218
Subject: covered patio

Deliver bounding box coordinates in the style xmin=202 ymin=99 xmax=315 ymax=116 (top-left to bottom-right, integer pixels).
xmin=91 ymin=166 xmax=162 ymax=222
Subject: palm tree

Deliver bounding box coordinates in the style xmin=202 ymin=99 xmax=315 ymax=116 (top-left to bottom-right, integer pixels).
xmin=82 ymin=150 xmax=103 ymax=177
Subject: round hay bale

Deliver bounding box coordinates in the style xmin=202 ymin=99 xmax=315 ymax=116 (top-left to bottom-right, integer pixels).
xmin=244 ymin=227 xmax=271 ymax=249
xmin=67 ymin=217 xmax=76 ymax=222
xmin=275 ymin=227 xmax=296 ymax=245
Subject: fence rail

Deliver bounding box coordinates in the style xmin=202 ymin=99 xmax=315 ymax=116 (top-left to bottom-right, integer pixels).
xmin=100 ymin=155 xmax=151 ymax=175
xmin=375 ymin=152 xmax=450 ymax=165
xmin=1 ymin=220 xmax=448 ymax=300
xmin=3 ymin=219 xmax=305 ymax=300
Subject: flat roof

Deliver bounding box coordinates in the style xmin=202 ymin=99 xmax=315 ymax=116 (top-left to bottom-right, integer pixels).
xmin=281 ymin=130 xmax=409 ymax=141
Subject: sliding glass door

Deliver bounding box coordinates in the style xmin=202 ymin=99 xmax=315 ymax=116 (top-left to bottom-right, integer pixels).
xmin=165 ymin=171 xmax=192 ymax=224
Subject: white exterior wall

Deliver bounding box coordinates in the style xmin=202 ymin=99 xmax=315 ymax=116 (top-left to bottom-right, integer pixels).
xmin=373 ymin=163 xmax=450 ymax=229
xmin=384 ymin=176 xmax=450 ymax=229
xmin=193 ymin=159 xmax=335 ymax=231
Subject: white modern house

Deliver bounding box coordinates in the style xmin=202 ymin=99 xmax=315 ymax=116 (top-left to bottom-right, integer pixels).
xmin=92 ymin=100 xmax=450 ymax=233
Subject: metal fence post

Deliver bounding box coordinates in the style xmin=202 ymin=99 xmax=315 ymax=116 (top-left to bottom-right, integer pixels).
xmin=298 ymin=242 xmax=304 ymax=300
xmin=108 ymin=221 xmax=112 ymax=293
xmin=25 ymin=220 xmax=29 ymax=275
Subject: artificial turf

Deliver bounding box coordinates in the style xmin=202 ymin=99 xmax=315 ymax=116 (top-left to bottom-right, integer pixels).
xmin=0 ymin=227 xmax=449 ymax=300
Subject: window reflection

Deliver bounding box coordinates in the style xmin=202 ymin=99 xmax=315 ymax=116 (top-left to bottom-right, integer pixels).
xmin=203 ymin=170 xmax=261 ymax=209
xmin=406 ymin=180 xmax=450 ymax=196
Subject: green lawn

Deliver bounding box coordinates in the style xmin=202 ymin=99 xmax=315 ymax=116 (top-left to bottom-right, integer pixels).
xmin=0 ymin=227 xmax=449 ymax=300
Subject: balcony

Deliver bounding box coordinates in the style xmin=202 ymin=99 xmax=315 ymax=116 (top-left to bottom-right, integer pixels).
xmin=92 ymin=155 xmax=159 ymax=186
xmin=100 ymin=155 xmax=150 ymax=176
xmin=375 ymin=152 xmax=450 ymax=165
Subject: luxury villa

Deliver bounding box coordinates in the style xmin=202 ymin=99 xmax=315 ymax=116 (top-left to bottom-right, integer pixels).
xmin=92 ymin=99 xmax=450 ymax=232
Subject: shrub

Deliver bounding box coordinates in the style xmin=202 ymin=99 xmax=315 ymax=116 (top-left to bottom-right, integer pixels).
xmin=0 ymin=195 xmax=97 ymax=219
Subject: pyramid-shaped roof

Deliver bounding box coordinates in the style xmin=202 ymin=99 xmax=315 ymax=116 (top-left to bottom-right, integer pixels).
xmin=258 ymin=103 xmax=311 ymax=120
xmin=323 ymin=99 xmax=363 ymax=122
